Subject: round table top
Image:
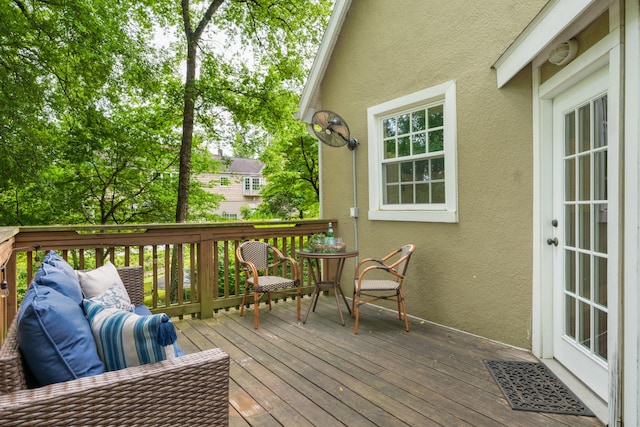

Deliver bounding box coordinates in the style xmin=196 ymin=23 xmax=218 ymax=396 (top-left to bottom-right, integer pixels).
xmin=297 ymin=249 xmax=358 ymax=259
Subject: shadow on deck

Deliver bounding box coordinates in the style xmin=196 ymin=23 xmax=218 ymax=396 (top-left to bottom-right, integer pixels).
xmin=173 ymin=296 xmax=603 ymax=427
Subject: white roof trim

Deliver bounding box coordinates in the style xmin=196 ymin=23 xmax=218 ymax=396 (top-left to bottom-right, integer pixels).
xmin=294 ymin=0 xmax=352 ymax=123
xmin=493 ymin=0 xmax=599 ymax=88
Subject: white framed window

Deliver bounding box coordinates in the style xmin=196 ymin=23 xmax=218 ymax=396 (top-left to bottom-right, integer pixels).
xmin=367 ymin=80 xmax=458 ymax=222
xmin=220 ymin=176 xmax=230 ymax=187
xmin=243 ymin=177 xmax=263 ymax=196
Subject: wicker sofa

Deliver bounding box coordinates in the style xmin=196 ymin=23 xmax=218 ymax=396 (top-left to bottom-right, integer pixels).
xmin=0 ymin=266 xmax=230 ymax=426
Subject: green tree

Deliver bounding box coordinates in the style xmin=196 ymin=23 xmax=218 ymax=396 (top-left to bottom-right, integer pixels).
xmin=256 ymin=129 xmax=319 ymax=219
xmin=172 ymin=0 xmax=332 ymax=221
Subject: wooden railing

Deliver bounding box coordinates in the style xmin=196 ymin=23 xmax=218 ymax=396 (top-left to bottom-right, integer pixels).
xmin=0 ymin=220 xmax=337 ymax=341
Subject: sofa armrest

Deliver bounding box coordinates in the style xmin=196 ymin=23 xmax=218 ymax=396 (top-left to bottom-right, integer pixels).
xmin=0 ymin=348 xmax=230 ymax=426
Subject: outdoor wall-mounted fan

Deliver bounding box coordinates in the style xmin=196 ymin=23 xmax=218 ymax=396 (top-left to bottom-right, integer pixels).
xmin=312 ymin=110 xmax=359 ymax=150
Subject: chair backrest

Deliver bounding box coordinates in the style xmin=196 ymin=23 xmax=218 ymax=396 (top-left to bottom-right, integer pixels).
xmin=395 ymin=244 xmax=416 ymax=278
xmin=237 ymin=241 xmax=271 ymax=271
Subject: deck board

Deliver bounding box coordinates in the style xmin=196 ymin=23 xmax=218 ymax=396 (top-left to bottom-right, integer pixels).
xmin=173 ymin=295 xmax=603 ymax=427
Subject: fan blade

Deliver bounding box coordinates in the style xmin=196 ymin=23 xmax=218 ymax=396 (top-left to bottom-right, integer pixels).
xmin=330 ymin=124 xmax=350 ymax=141
xmin=313 ymin=111 xmax=331 ymax=129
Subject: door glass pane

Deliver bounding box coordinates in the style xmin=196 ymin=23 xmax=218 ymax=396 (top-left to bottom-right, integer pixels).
xmin=565 ymin=205 xmax=575 ymax=247
xmin=594 ymin=95 xmax=608 ymax=148
xmin=595 ymin=309 xmax=607 ymax=360
xmin=594 ymin=151 xmax=607 ymax=200
xmin=594 ymin=256 xmax=607 ymax=306
xmin=579 ymin=252 xmax=591 ymax=299
xmin=578 ymin=204 xmax=590 ymax=250
xmin=565 ymin=111 xmax=576 ymax=155
xmin=565 ymin=295 xmax=576 ymax=338
xmin=579 ymin=104 xmax=591 ymax=153
xmin=565 ymin=250 xmax=576 ymax=293
xmin=565 ymin=158 xmax=575 ymax=202
xmin=579 ymin=301 xmax=591 ymax=350
xmin=594 ymin=203 xmax=607 ymax=254
xmin=578 ymin=154 xmax=590 ymax=201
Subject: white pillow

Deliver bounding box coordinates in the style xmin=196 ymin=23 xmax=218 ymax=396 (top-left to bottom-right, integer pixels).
xmin=88 ymin=283 xmax=134 ymax=311
xmin=77 ymin=262 xmax=133 ymax=310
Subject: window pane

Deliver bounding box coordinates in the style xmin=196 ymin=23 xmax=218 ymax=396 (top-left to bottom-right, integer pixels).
xmin=384 ymin=118 xmax=396 ymax=138
xmin=429 ymin=129 xmax=444 ymax=152
xmin=385 ymin=185 xmax=399 ymax=204
xmin=400 ymin=162 xmax=413 ymax=182
xmin=431 ymin=157 xmax=445 ymax=180
xmin=428 ymin=104 xmax=443 ymax=128
xmin=415 ymin=160 xmax=428 ymax=181
xmin=412 ymin=110 xmax=426 ymax=131
xmin=398 ymin=136 xmax=411 ymax=157
xmin=432 ymin=182 xmax=445 ymax=203
xmin=415 ymin=183 xmax=429 ymax=203
xmin=400 ymin=184 xmax=414 ymax=204
xmin=385 ymin=163 xmax=399 ymax=183
xmin=385 ymin=140 xmax=396 ymax=159
xmin=397 ymin=114 xmax=410 ymax=135
xmin=412 ymin=133 xmax=426 ymax=155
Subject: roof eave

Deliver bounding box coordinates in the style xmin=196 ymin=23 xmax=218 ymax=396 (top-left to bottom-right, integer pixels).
xmin=294 ymin=0 xmax=352 ymax=123
xmin=492 ymin=0 xmax=599 ymax=88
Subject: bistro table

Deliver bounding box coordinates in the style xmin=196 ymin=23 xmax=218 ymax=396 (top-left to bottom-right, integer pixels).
xmin=297 ymin=249 xmax=358 ymax=326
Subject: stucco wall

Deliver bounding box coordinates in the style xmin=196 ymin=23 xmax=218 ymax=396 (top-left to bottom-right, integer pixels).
xmin=317 ymin=0 xmax=547 ymax=348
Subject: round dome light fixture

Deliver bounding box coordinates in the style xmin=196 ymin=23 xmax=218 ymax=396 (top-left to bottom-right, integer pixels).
xmin=548 ymin=38 xmax=578 ymax=66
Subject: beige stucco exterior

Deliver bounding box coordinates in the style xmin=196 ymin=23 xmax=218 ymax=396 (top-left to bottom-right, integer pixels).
xmin=316 ymin=1 xmax=547 ymax=349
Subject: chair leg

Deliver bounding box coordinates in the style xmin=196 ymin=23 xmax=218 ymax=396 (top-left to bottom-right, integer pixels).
xmin=398 ymin=289 xmax=409 ymax=332
xmin=354 ymin=293 xmax=361 ymax=334
xmin=240 ymin=288 xmax=248 ymax=316
xmin=296 ymin=288 xmax=301 ymax=320
xmin=254 ymin=290 xmax=260 ymax=329
xmin=267 ymin=291 xmax=273 ymax=311
xmin=351 ymin=288 xmax=356 ymax=318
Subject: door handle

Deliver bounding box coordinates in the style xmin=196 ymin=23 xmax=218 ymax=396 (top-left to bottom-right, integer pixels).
xmin=546 ymin=237 xmax=558 ymax=246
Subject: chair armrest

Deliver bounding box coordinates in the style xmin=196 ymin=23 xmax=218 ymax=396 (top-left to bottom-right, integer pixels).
xmin=0 ymin=348 xmax=230 ymax=426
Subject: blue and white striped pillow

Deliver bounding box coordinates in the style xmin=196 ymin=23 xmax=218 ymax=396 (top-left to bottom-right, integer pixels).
xmin=83 ymin=299 xmax=178 ymax=371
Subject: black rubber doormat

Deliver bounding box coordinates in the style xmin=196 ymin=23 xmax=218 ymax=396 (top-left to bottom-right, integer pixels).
xmin=484 ymin=360 xmax=595 ymax=416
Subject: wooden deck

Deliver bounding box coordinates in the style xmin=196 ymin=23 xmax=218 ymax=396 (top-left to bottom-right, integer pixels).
xmin=173 ymin=296 xmax=603 ymax=427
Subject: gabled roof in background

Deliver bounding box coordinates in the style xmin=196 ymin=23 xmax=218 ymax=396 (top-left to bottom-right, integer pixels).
xmin=294 ymin=0 xmax=351 ymax=124
xmin=214 ymin=156 xmax=264 ymax=175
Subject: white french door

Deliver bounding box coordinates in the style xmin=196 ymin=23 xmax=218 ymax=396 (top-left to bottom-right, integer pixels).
xmin=551 ymin=66 xmax=611 ymax=402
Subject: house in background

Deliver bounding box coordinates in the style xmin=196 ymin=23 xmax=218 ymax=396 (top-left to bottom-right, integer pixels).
xmin=296 ymin=0 xmax=640 ymax=425
xmin=197 ymin=156 xmax=265 ymax=219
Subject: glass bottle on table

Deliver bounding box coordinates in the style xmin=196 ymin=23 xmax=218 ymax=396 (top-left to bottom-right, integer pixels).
xmin=326 ymin=222 xmax=335 ymax=245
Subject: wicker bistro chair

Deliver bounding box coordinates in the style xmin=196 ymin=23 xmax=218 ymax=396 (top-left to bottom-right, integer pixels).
xmin=0 ymin=266 xmax=230 ymax=426
xmin=236 ymin=241 xmax=301 ymax=329
xmin=352 ymin=244 xmax=416 ymax=334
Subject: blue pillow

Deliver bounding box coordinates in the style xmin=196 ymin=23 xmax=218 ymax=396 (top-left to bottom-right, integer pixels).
xmin=132 ymin=304 xmax=185 ymax=356
xmin=17 ymin=283 xmax=105 ymax=386
xmin=83 ymin=299 xmax=179 ymax=371
xmin=34 ymin=251 xmax=83 ymax=304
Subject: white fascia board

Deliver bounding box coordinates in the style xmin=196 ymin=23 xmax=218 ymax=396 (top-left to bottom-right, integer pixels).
xmin=294 ymin=0 xmax=352 ymax=123
xmin=493 ymin=0 xmax=598 ymax=88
